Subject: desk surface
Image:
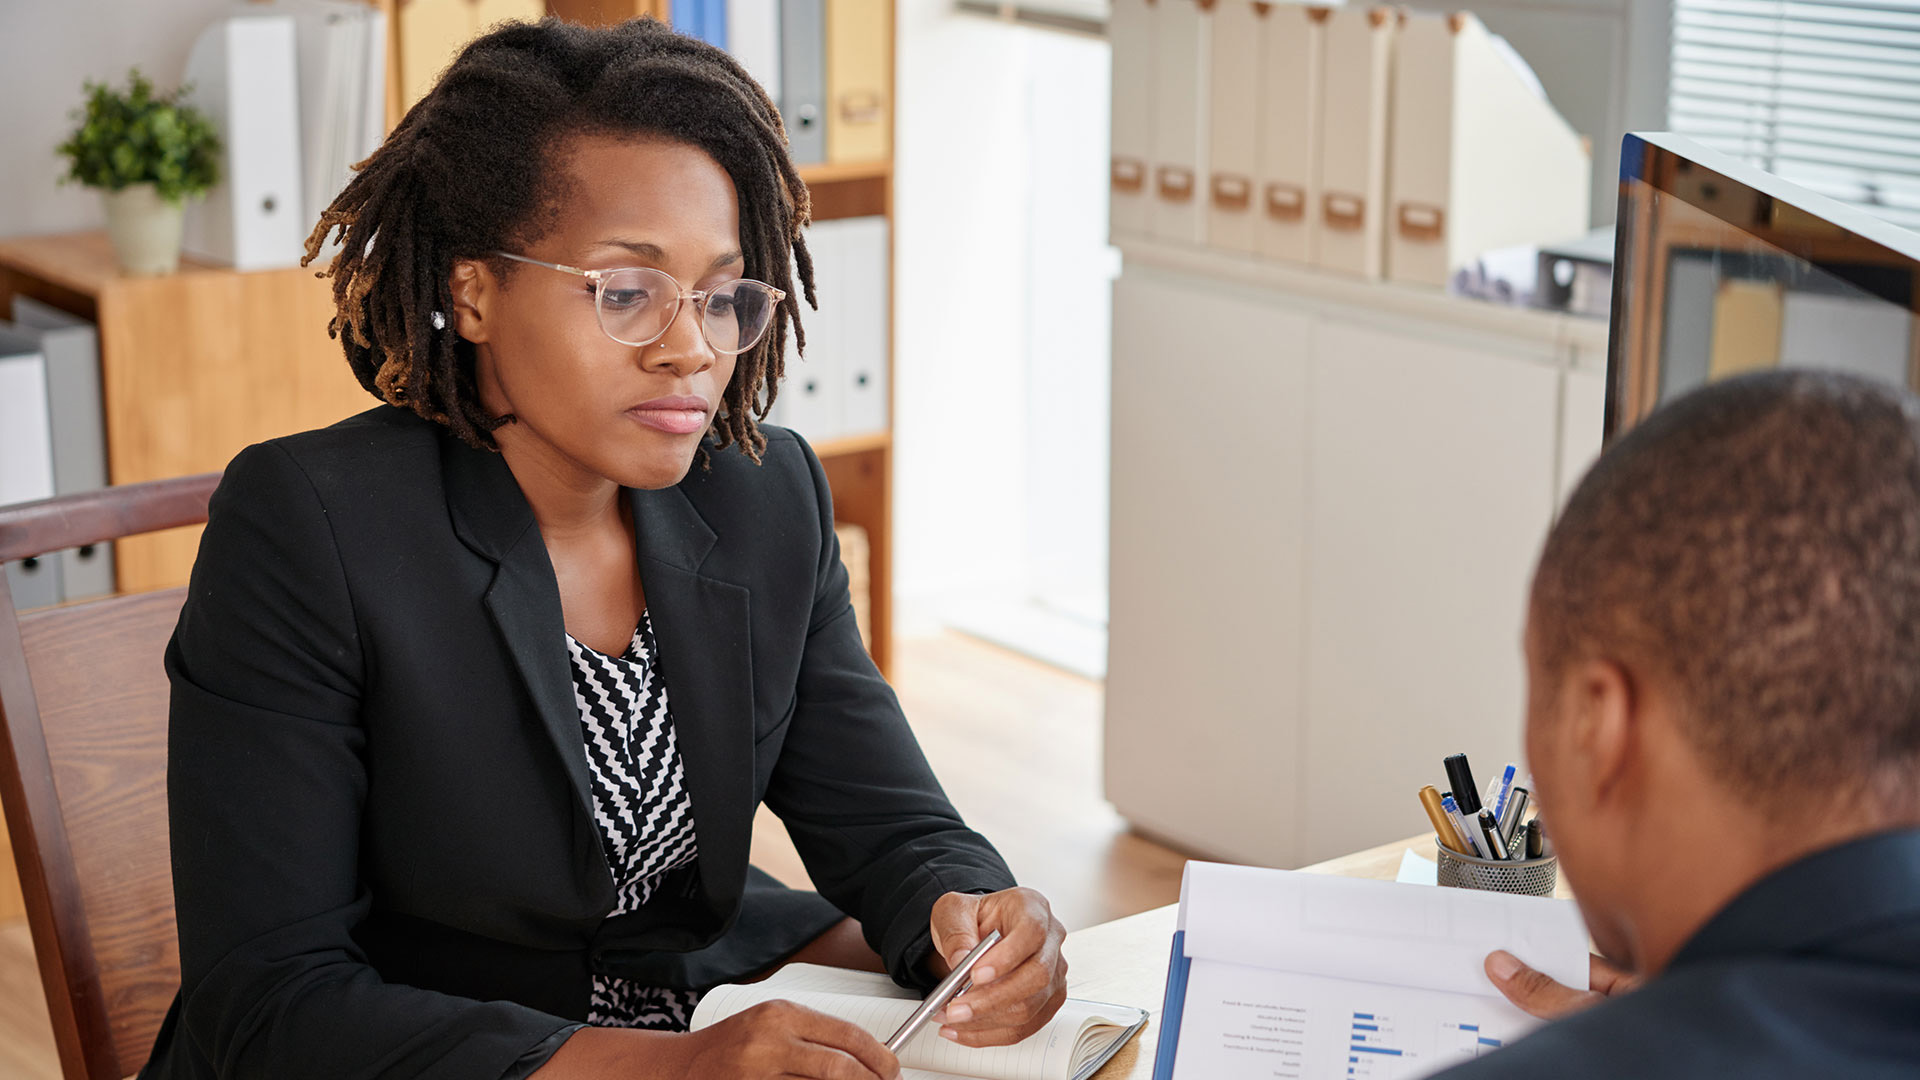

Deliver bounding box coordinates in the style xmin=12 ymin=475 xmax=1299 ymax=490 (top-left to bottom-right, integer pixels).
xmin=1068 ymin=833 xmax=1573 ymax=1080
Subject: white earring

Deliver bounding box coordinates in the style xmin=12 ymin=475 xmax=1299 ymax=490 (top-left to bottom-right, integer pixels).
xmin=430 ymin=310 xmax=447 ymax=330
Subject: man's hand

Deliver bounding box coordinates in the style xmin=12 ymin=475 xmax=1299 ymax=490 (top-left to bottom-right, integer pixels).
xmin=1485 ymin=950 xmax=1641 ymax=1020
xmin=926 ymin=888 xmax=1069 ymax=1048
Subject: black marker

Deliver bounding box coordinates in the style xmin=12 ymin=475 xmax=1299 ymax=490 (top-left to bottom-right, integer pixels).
xmin=1525 ymin=818 xmax=1545 ymax=860
xmin=1445 ymin=754 xmax=1482 ymax=815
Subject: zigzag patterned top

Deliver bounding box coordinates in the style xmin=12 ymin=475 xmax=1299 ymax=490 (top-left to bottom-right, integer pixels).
xmin=565 ymin=610 xmax=704 ymax=1030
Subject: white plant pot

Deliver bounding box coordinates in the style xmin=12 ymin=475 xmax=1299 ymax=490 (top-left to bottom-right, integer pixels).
xmin=101 ymin=182 xmax=185 ymax=276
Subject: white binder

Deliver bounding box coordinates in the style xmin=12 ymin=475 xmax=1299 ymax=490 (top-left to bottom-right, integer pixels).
xmin=1149 ymin=0 xmax=1211 ymax=246
xmin=182 ymin=11 xmax=308 ymax=270
xmin=837 ymin=217 xmax=890 ymax=437
xmin=0 ymin=334 xmax=54 ymax=509
xmin=780 ymin=219 xmax=851 ymax=442
xmin=729 ymin=0 xmax=784 ymax=100
xmin=1255 ymin=3 xmax=1331 ymax=265
xmin=1385 ymin=12 xmax=1590 ymax=289
xmin=362 ymin=8 xmax=389 ymax=158
xmin=8 ymin=297 xmax=114 ymax=600
xmin=1312 ymin=6 xmax=1395 ymax=280
xmin=287 ymin=0 xmax=388 ymax=267
xmin=1206 ymin=0 xmax=1261 ymax=254
xmin=1109 ymin=0 xmax=1155 ymax=242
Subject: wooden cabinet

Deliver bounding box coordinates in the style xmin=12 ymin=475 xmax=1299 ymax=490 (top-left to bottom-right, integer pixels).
xmin=1103 ymin=240 xmax=1608 ymax=868
xmin=1299 ymin=319 xmax=1561 ymax=860
xmin=0 ymin=232 xmax=370 ymax=595
xmin=1105 ymin=271 xmax=1313 ymax=868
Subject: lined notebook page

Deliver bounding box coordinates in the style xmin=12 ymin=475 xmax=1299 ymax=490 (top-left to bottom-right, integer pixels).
xmin=690 ymin=964 xmax=1145 ymax=1080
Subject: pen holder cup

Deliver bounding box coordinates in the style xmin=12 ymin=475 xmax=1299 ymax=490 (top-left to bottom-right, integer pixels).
xmin=1434 ymin=840 xmax=1558 ymax=897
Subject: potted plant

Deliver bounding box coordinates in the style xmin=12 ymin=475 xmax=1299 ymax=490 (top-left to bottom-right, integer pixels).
xmin=56 ymin=68 xmax=221 ymax=276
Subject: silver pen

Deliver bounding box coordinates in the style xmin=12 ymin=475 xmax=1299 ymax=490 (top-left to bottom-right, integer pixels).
xmin=885 ymin=929 xmax=1002 ymax=1053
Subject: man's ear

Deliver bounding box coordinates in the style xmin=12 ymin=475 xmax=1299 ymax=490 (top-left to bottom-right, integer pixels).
xmin=1562 ymin=657 xmax=1638 ymax=812
xmin=447 ymin=258 xmax=492 ymax=344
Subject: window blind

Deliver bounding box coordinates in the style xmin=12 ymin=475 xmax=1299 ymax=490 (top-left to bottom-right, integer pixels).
xmin=1669 ymin=0 xmax=1920 ymax=228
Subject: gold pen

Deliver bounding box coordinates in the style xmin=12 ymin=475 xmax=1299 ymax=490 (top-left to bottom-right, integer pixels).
xmin=1420 ymin=784 xmax=1469 ymax=854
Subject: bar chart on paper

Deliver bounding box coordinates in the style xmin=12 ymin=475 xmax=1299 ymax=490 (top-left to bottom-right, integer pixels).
xmin=1347 ymin=1012 xmax=1505 ymax=1078
xmin=1161 ymin=863 xmax=1588 ymax=1080
xmin=1169 ymin=961 xmax=1537 ymax=1080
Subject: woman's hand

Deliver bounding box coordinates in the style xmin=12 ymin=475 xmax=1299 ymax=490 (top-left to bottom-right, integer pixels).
xmin=926 ymin=887 xmax=1069 ymax=1048
xmin=680 ymin=999 xmax=901 ymax=1079
xmin=1484 ymin=950 xmax=1641 ymax=1020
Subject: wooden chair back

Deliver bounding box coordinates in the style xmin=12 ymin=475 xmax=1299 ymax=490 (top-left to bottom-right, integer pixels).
xmin=0 ymin=474 xmax=221 ymax=1080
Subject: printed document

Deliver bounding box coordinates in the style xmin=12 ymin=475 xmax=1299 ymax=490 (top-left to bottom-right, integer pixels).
xmin=1165 ymin=861 xmax=1588 ymax=1080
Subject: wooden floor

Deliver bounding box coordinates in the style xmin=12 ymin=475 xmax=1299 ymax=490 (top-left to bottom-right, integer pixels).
xmin=0 ymin=631 xmax=1184 ymax=1077
xmin=0 ymin=918 xmax=56 ymax=1079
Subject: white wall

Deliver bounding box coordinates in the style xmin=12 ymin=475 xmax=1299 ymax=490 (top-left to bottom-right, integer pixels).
xmin=0 ymin=0 xmax=240 ymax=238
xmin=892 ymin=7 xmax=1113 ymax=624
xmin=1020 ymin=30 xmax=1111 ymax=624
xmin=892 ymin=7 xmax=1038 ymax=611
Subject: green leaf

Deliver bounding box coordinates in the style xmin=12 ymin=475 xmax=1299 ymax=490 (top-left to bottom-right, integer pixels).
xmin=55 ymin=66 xmax=222 ymax=198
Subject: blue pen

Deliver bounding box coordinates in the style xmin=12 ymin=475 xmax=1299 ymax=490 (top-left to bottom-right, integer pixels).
xmin=1441 ymin=793 xmax=1486 ymax=858
xmin=1489 ymin=764 xmax=1518 ymax=821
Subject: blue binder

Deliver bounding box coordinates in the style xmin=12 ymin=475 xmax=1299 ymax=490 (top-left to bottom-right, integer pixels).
xmin=1151 ymin=930 xmax=1195 ymax=1080
xmin=673 ymin=0 xmax=701 ymax=35
xmin=674 ymin=0 xmax=726 ymax=48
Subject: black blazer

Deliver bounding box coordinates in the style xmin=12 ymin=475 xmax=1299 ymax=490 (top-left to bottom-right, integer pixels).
xmin=139 ymin=405 xmax=1016 ymax=1080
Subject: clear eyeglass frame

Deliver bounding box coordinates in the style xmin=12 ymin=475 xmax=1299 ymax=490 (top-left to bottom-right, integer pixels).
xmin=491 ymin=250 xmax=786 ymax=356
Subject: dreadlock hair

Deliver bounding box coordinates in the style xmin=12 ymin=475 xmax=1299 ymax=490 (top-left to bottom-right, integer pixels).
xmin=300 ymin=15 xmax=815 ymax=463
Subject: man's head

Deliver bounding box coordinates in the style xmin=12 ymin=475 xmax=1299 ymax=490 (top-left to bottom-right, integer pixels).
xmin=1525 ymin=370 xmax=1920 ymax=972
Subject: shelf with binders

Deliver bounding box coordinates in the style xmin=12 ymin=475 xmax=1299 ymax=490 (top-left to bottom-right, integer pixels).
xmin=1111 ymin=0 xmax=1591 ymax=291
xmin=30 ymin=1 xmax=899 ymax=672
xmin=0 ymin=231 xmax=370 ymax=600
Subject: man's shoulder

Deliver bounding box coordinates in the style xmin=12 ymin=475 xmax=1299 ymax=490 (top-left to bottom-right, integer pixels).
xmin=1435 ymin=958 xmax=1920 ymax=1080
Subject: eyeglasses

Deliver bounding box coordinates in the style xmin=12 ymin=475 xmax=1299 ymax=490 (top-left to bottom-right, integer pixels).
xmin=492 ymin=250 xmax=786 ymax=355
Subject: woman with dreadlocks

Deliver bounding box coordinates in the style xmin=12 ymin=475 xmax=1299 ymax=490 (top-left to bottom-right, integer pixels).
xmin=139 ymin=17 xmax=1065 ymax=1080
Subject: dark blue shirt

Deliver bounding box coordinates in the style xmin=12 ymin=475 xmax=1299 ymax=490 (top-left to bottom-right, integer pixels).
xmin=1436 ymin=828 xmax=1920 ymax=1080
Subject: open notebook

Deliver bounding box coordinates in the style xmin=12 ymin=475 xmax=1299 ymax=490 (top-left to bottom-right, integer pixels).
xmin=692 ymin=963 xmax=1149 ymax=1080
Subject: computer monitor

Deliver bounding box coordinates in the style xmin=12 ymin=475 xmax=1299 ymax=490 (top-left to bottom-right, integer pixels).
xmin=1605 ymin=132 xmax=1920 ymax=439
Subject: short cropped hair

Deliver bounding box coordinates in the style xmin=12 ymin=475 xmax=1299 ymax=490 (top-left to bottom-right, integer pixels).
xmin=1533 ymin=370 xmax=1920 ymax=817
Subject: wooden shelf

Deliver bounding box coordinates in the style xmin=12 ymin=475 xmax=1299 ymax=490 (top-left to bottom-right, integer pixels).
xmin=0 ymin=231 xmax=367 ymax=594
xmin=0 ymin=232 xmax=226 ymax=310
xmin=1118 ymin=237 xmax=1611 ymax=361
xmin=801 ymin=164 xmax=891 ymax=222
xmin=798 ymin=160 xmax=891 ymax=186
xmin=810 ymin=430 xmax=890 ymax=459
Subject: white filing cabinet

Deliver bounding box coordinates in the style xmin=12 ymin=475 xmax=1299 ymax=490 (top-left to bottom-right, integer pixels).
xmin=1103 ymin=240 xmax=1608 ymax=867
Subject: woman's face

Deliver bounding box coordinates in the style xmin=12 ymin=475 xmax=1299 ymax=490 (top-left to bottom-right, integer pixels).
xmin=454 ymin=133 xmax=745 ymax=491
